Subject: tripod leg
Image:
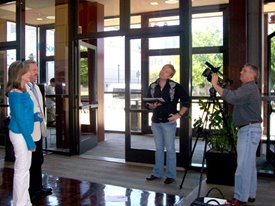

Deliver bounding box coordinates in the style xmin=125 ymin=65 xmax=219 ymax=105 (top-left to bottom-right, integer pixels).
xmin=197 ymin=135 xmax=208 ymax=198
xmin=179 ymin=130 xmax=201 ymax=189
xmin=179 ymin=100 xmax=212 ymax=189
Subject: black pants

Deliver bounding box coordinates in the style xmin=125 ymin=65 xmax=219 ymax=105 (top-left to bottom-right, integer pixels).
xmin=29 ymin=138 xmax=44 ymax=194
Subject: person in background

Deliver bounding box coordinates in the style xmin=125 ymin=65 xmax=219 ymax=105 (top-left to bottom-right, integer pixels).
xmin=211 ymin=63 xmax=262 ymax=206
xmin=6 ymin=60 xmax=43 ymax=206
xmin=145 ymin=64 xmax=190 ymax=184
xmin=25 ymin=59 xmax=53 ymax=202
xmin=46 ymin=78 xmax=56 ymax=126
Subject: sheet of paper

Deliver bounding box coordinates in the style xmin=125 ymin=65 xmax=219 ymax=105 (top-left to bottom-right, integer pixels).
xmin=105 ymin=195 xmax=128 ymax=202
xmin=142 ymin=97 xmax=165 ymax=102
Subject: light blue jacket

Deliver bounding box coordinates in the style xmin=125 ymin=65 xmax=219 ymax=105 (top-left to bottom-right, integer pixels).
xmin=8 ymin=91 xmax=43 ymax=150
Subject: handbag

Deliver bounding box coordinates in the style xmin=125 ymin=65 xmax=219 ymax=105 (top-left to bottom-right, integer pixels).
xmin=191 ymin=187 xmax=233 ymax=206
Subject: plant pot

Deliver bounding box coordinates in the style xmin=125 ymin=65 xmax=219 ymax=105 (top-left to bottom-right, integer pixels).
xmin=205 ymin=151 xmax=237 ymax=186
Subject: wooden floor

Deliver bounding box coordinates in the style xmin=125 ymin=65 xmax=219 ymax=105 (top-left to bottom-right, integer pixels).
xmin=0 ymin=167 xmax=181 ymax=206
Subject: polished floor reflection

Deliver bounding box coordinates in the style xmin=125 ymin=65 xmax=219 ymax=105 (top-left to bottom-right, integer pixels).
xmin=0 ymin=168 xmax=181 ymax=206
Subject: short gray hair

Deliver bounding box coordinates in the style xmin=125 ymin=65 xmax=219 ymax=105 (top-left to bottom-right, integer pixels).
xmin=244 ymin=63 xmax=259 ymax=81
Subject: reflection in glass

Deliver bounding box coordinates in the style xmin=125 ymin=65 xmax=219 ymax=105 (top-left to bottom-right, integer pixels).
xmin=46 ymin=29 xmax=55 ymax=56
xmin=25 ymin=25 xmax=37 ymax=60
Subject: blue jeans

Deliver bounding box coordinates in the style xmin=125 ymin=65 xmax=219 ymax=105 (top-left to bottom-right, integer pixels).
xmin=234 ymin=123 xmax=262 ymax=202
xmin=151 ymin=121 xmax=177 ymax=179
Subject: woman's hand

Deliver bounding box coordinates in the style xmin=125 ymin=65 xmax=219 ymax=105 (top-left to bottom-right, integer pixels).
xmin=38 ymin=112 xmax=44 ymax=118
xmin=168 ymin=113 xmax=181 ymax=121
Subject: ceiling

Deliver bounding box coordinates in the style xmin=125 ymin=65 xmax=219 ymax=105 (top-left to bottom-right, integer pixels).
xmin=0 ymin=0 xmax=274 ymax=26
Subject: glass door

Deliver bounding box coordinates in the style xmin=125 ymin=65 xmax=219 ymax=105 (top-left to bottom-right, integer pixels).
xmin=78 ymin=40 xmax=98 ymax=153
xmin=0 ymin=49 xmax=16 ymax=160
xmin=126 ymin=35 xmax=186 ymax=166
xmin=267 ymin=31 xmax=275 ymax=168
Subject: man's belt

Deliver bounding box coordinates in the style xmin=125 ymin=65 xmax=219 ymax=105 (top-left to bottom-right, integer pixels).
xmin=238 ymin=121 xmax=260 ymax=129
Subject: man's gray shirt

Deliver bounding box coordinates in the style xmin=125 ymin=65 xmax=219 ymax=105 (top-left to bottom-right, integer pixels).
xmin=221 ymin=81 xmax=262 ymax=127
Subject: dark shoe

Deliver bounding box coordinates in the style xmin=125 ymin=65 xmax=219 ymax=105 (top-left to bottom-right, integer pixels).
xmin=30 ymin=193 xmax=38 ymax=203
xmin=164 ymin=177 xmax=175 ymax=184
xmin=146 ymin=175 xmax=159 ymax=181
xmin=248 ymin=197 xmax=256 ymax=202
xmin=40 ymin=187 xmax=53 ymax=195
xmin=227 ymin=198 xmax=246 ymax=206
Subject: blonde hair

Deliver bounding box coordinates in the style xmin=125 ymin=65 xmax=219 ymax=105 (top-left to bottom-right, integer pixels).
xmin=6 ymin=61 xmax=29 ymax=93
xmin=163 ymin=64 xmax=176 ymax=77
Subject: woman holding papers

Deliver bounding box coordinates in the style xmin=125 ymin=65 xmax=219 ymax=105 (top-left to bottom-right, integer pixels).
xmin=145 ymin=64 xmax=190 ymax=184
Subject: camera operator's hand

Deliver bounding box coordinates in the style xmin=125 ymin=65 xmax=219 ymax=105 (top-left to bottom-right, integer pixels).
xmin=146 ymin=102 xmax=162 ymax=110
xmin=211 ymin=73 xmax=224 ymax=96
xmin=211 ymin=73 xmax=219 ymax=85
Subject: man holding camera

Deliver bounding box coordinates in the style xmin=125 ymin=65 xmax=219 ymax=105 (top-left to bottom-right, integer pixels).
xmin=211 ymin=63 xmax=262 ymax=206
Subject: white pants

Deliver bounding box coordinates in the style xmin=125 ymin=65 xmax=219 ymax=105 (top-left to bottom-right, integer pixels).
xmin=9 ymin=131 xmax=32 ymax=206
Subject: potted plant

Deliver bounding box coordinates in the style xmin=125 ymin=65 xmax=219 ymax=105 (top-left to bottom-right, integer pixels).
xmin=193 ymin=97 xmax=237 ymax=186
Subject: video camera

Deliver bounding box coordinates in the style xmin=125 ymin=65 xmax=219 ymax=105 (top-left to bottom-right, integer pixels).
xmin=202 ymin=61 xmax=233 ymax=88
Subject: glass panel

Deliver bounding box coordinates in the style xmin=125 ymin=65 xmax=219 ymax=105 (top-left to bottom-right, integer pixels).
xmin=0 ymin=2 xmax=16 ymax=42
xmin=192 ymin=53 xmax=223 ymax=97
xmin=25 ymin=25 xmax=37 ymax=60
xmin=46 ymin=61 xmax=55 ymax=85
xmin=6 ymin=21 xmax=16 ymax=41
xmin=270 ymin=36 xmax=275 ymax=140
xmin=268 ymin=13 xmax=275 ymax=34
xmin=131 ymin=15 xmax=141 ymax=29
xmin=0 ymin=49 xmax=16 ymax=147
xmin=46 ymin=29 xmax=55 ymax=56
xmin=130 ymin=0 xmax=179 ymax=27
xmin=149 ymin=16 xmax=179 ymax=27
xmin=45 ymin=61 xmax=55 ymax=128
xmin=78 ymin=0 xmax=120 ymax=34
xmin=104 ymin=36 xmax=125 ymax=131
xmin=149 ymin=36 xmax=179 ymax=49
xmin=192 ymin=12 xmax=223 ymax=47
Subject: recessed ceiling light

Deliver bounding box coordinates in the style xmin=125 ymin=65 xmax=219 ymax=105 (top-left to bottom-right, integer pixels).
xmin=150 ymin=2 xmax=159 ymax=5
xmin=46 ymin=16 xmax=55 ymax=20
xmin=165 ymin=0 xmax=178 ymax=4
xmin=36 ymin=17 xmax=43 ymax=21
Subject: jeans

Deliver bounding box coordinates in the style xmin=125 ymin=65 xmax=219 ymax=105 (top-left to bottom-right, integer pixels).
xmin=234 ymin=123 xmax=262 ymax=202
xmin=151 ymin=121 xmax=177 ymax=179
xmin=9 ymin=131 xmax=32 ymax=206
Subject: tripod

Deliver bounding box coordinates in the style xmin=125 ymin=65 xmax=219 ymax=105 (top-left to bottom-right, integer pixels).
xmin=179 ymin=87 xmax=236 ymax=198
